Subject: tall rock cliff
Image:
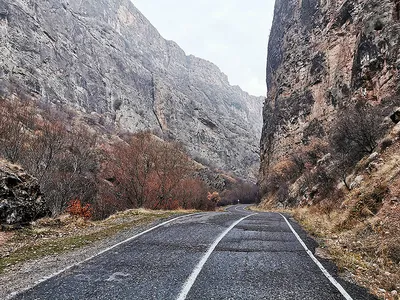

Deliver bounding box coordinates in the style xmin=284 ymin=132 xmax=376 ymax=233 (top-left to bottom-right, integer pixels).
xmin=260 ymin=0 xmax=400 ymax=188
xmin=0 ymin=0 xmax=263 ymax=179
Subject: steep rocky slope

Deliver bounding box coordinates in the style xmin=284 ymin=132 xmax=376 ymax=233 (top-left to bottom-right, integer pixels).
xmin=0 ymin=0 xmax=263 ymax=179
xmin=260 ymin=0 xmax=400 ymax=187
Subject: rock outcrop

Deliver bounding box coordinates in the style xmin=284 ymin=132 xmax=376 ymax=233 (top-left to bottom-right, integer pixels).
xmin=0 ymin=160 xmax=48 ymax=226
xmin=260 ymin=0 xmax=400 ymax=189
xmin=0 ymin=0 xmax=263 ymax=180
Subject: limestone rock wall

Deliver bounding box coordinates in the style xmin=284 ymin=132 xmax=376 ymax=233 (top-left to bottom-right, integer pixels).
xmin=260 ymin=0 xmax=400 ymax=187
xmin=0 ymin=0 xmax=263 ymax=180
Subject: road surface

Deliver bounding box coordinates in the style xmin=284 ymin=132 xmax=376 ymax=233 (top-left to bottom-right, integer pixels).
xmin=12 ymin=206 xmax=377 ymax=299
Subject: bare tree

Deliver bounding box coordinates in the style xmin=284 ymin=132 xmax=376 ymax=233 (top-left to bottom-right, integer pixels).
xmin=148 ymin=140 xmax=193 ymax=209
xmin=103 ymin=132 xmax=156 ymax=209
xmin=331 ymin=104 xmax=385 ymax=158
xmin=330 ymin=103 xmax=386 ymax=190
xmin=23 ymin=119 xmax=66 ymax=182
xmin=42 ymin=126 xmax=98 ymax=216
xmin=0 ymin=100 xmax=34 ymax=162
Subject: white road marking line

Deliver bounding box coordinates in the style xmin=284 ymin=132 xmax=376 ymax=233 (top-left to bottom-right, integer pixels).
xmin=279 ymin=213 xmax=354 ymax=300
xmin=177 ymin=213 xmax=257 ymax=300
xmin=7 ymin=213 xmax=202 ymax=300
xmin=234 ymin=204 xmax=248 ymax=212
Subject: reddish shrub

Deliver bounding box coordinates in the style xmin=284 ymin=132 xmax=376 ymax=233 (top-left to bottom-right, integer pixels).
xmin=207 ymin=192 xmax=221 ymax=204
xmin=66 ymin=199 xmax=93 ymax=220
xmin=100 ymin=132 xmax=212 ymax=212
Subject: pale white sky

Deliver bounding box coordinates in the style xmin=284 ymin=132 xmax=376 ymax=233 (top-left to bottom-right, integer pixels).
xmin=132 ymin=1 xmax=275 ymax=96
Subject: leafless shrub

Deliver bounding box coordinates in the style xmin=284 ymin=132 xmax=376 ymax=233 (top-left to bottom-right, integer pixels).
xmin=331 ymin=104 xmax=386 ymax=159
xmin=0 ymin=99 xmax=99 ymax=215
xmin=0 ymin=99 xmax=34 ymax=162
xmin=98 ymin=132 xmax=210 ymax=215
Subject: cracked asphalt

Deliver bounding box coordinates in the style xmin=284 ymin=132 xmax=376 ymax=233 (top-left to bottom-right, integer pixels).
xmin=12 ymin=206 xmax=377 ymax=300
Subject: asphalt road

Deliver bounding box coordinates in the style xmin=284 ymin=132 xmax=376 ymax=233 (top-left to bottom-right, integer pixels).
xmin=12 ymin=206 xmax=377 ymax=300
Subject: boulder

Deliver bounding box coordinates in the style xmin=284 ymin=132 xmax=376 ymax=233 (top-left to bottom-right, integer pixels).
xmin=366 ymin=159 xmax=384 ymax=174
xmin=0 ymin=160 xmax=48 ymax=226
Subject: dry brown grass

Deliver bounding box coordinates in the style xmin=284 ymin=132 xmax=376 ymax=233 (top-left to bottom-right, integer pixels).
xmin=292 ymin=203 xmax=400 ymax=299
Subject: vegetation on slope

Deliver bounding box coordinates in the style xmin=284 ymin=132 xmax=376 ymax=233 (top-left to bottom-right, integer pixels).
xmin=0 ymin=96 xmax=258 ymax=222
xmin=0 ymin=97 xmax=218 ymax=219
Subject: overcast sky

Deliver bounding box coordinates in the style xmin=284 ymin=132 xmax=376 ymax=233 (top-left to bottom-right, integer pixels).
xmin=132 ymin=1 xmax=275 ymax=97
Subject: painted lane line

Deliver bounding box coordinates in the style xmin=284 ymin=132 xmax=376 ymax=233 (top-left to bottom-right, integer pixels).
xmin=234 ymin=205 xmax=248 ymax=212
xmin=279 ymin=213 xmax=353 ymax=300
xmin=7 ymin=213 xmax=202 ymax=300
xmin=177 ymin=213 xmax=257 ymax=300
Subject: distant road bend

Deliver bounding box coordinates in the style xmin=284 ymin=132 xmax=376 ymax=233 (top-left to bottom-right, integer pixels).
xmin=12 ymin=205 xmax=377 ymax=300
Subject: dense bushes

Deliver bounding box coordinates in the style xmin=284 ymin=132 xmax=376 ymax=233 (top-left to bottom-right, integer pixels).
xmin=0 ymin=98 xmax=214 ymax=219
xmin=98 ymin=132 xmax=212 ymax=218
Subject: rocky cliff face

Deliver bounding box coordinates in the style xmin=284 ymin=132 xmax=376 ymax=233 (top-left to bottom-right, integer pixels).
xmin=0 ymin=0 xmax=263 ymax=179
xmin=260 ymin=0 xmax=400 ymax=187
